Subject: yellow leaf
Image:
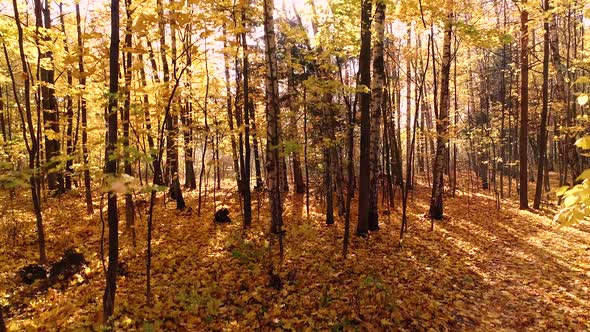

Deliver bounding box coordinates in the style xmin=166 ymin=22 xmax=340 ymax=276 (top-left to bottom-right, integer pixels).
xmin=577 ymin=94 xmax=588 ymax=106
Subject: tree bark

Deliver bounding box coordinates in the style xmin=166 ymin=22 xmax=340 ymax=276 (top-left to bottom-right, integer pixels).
xmin=263 ymin=0 xmax=284 ymax=251
xmin=519 ymin=2 xmax=529 ymax=210
xmin=533 ymin=0 xmax=550 ymax=209
xmin=123 ymin=0 xmax=135 ymax=243
xmin=356 ymin=0 xmax=372 ymax=236
xmin=368 ymin=0 xmax=386 ymax=231
xmin=223 ymin=25 xmax=241 ymax=191
xmin=429 ymin=12 xmax=453 ymax=220
xmin=59 ymin=4 xmax=75 ymax=192
xmin=241 ymin=6 xmax=252 ymax=227
xmin=103 ymin=0 xmax=120 ymax=323
xmin=36 ymin=0 xmax=64 ymax=194
xmin=11 ymin=0 xmax=47 ymax=264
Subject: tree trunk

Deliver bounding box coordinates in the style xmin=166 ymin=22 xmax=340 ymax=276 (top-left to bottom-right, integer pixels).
xmin=356 ymin=0 xmax=372 ymax=236
xmin=263 ymin=0 xmax=284 ymax=253
xmin=406 ymin=23 xmax=412 ymax=189
xmin=198 ymin=38 xmax=210 ymax=215
xmin=11 ymin=0 xmax=47 ymax=264
xmin=249 ymin=101 xmax=264 ymax=190
xmin=123 ymin=0 xmax=135 ymax=244
xmin=241 ymin=8 xmax=252 ymax=227
xmin=519 ymin=2 xmax=529 ymax=210
xmin=285 ymin=46 xmax=305 ymax=194
xmin=103 ymin=0 xmax=120 ymax=323
xmin=368 ymin=0 xmax=385 ymax=231
xmin=59 ymin=4 xmax=75 ymax=192
xmin=429 ymin=12 xmax=452 ymax=220
xmin=223 ymin=25 xmax=241 ymax=192
xmin=35 ymin=0 xmax=64 ymax=195
xmin=183 ymin=24 xmax=196 ymax=189
xmin=533 ymin=0 xmax=550 ymax=209
xmin=75 ymin=5 xmax=94 ymax=214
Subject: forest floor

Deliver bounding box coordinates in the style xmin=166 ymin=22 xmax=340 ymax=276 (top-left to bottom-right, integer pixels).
xmin=1 ymin=175 xmax=589 ymax=331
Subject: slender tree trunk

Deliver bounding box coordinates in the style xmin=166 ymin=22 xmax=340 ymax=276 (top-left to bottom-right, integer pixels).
xmin=241 ymin=7 xmax=252 ymax=227
xmin=534 ymin=0 xmax=550 ymax=209
xmin=35 ymin=0 xmax=64 ymax=195
xmin=59 ymin=4 xmax=75 ymax=192
xmin=138 ymin=51 xmax=163 ymax=185
xmin=0 ymin=305 xmax=5 ymax=332
xmin=11 ymin=0 xmax=47 ymax=264
xmin=123 ymin=0 xmax=135 ymax=244
xmin=356 ymin=0 xmax=372 ymax=236
xmin=519 ymin=2 xmax=529 ymax=210
xmin=103 ymin=0 xmax=120 ymax=323
xmin=263 ymin=0 xmax=284 ymax=256
xmin=343 ymin=64 xmax=355 ymax=257
xmin=304 ymin=88 xmax=310 ymax=216
xmin=405 ymin=23 xmax=412 ymax=189
xmin=223 ymin=25 xmax=241 ymax=191
xmin=249 ymin=101 xmax=264 ymax=189
xmin=75 ymin=4 xmax=94 ymax=214
xmin=198 ymin=39 xmax=210 ymax=215
xmin=0 ymin=86 xmax=5 ymax=142
xmin=368 ymin=0 xmax=385 ymax=231
xmin=286 ymin=47 xmax=304 ymax=194
xmin=183 ymin=22 xmax=196 ymax=189
xmin=429 ymin=12 xmax=453 ymax=220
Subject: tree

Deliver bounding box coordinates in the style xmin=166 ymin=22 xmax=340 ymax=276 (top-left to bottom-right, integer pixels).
xmin=34 ymin=0 xmax=63 ymax=195
xmin=0 ymin=305 xmax=5 ymax=332
xmin=429 ymin=11 xmax=453 ymax=220
xmin=241 ymin=4 xmax=253 ymax=227
xmin=519 ymin=0 xmax=529 ymax=210
xmin=123 ymin=0 xmax=136 ymax=244
xmin=533 ymin=0 xmax=550 ymax=210
xmin=9 ymin=0 xmax=47 ymax=264
xmin=356 ymin=0 xmax=372 ymax=236
xmin=368 ymin=0 xmax=385 ymax=232
xmin=263 ymin=0 xmax=283 ymax=239
xmin=103 ymin=0 xmax=120 ymax=324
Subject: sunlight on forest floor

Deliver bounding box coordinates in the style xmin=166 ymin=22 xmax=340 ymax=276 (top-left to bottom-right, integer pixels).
xmin=0 ymin=177 xmax=589 ymax=331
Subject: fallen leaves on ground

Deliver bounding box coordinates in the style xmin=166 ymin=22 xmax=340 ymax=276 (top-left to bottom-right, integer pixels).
xmin=0 ymin=177 xmax=589 ymax=331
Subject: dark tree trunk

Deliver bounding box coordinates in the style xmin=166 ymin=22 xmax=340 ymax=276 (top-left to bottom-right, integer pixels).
xmin=138 ymin=51 xmax=164 ymax=186
xmin=36 ymin=0 xmax=64 ymax=195
xmin=183 ymin=25 xmax=196 ymax=189
xmin=223 ymin=25 xmax=241 ymax=192
xmin=59 ymin=5 xmax=75 ymax=192
xmin=241 ymin=8 xmax=252 ymax=227
xmin=123 ymin=0 xmax=135 ymax=244
xmin=356 ymin=0 xmax=372 ymax=236
xmin=0 ymin=305 xmax=5 ymax=332
xmin=519 ymin=2 xmax=529 ymax=210
xmin=103 ymin=0 xmax=120 ymax=324
xmin=11 ymin=0 xmax=47 ymax=264
xmin=534 ymin=0 xmax=550 ymax=209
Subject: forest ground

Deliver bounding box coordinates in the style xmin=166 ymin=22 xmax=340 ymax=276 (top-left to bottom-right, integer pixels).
xmin=0 ymin=174 xmax=589 ymax=331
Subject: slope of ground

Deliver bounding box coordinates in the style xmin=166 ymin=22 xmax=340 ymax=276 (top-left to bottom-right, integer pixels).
xmin=0 ymin=179 xmax=588 ymax=331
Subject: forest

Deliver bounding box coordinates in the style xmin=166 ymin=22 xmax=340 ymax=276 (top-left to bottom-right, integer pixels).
xmin=0 ymin=0 xmax=589 ymax=330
